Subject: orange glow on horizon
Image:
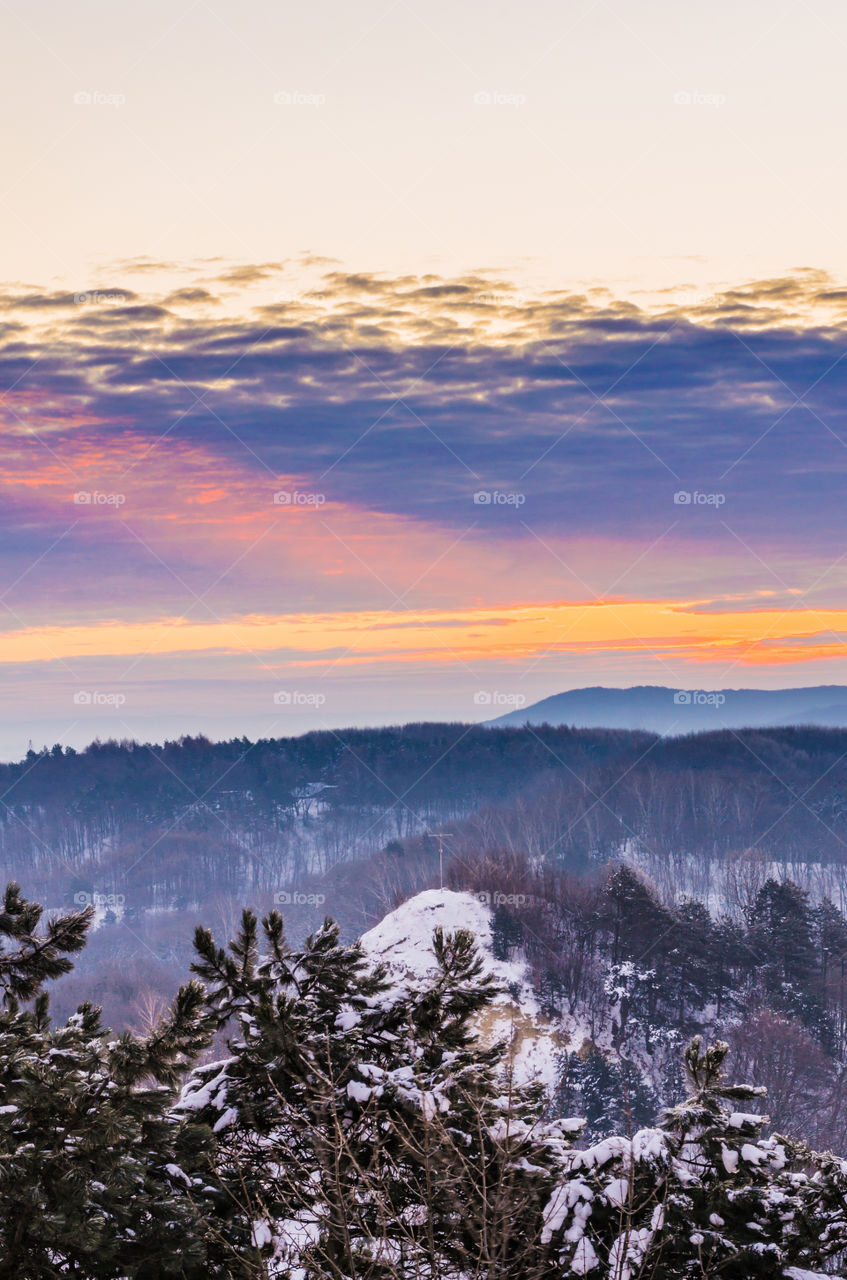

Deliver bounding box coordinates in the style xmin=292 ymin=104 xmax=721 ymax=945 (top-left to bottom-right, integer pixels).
xmin=3 ymin=598 xmax=847 ymax=670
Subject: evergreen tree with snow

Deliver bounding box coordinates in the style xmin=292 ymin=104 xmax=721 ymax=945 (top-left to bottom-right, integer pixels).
xmin=0 ymin=883 xmax=218 ymax=1279
xmin=543 ymin=1035 xmax=847 ymax=1279
xmin=562 ymin=1043 xmax=659 ymax=1141
xmin=184 ymin=908 xmax=571 ymax=1278
xmin=7 ymin=878 xmax=847 ymax=1279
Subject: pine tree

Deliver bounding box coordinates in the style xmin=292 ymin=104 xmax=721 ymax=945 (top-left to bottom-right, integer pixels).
xmin=183 ymin=910 xmax=571 ymax=1278
xmin=710 ymin=912 xmax=750 ymax=1018
xmin=0 ymin=881 xmax=90 ymax=999
xmin=813 ymin=897 xmax=847 ymax=1053
xmin=600 ymin=864 xmax=675 ymax=968
xmin=490 ymin=901 xmax=523 ymax=961
xmin=747 ymin=879 xmax=829 ymax=1042
xmin=666 ymin=896 xmax=715 ymax=1029
xmin=542 ymin=1036 xmax=847 ymax=1278
xmin=562 ymin=1042 xmax=659 ymax=1139
xmin=0 ymin=883 xmax=218 ymax=1279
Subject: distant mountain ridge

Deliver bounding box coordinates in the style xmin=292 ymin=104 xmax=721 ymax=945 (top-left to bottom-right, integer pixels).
xmin=487 ymin=684 xmax=847 ymax=733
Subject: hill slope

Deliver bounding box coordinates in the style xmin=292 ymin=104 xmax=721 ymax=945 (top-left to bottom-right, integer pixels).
xmin=488 ymin=684 xmax=847 ymax=732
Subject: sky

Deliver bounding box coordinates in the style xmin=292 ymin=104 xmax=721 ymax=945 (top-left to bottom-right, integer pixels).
xmin=3 ymin=0 xmax=847 ymax=758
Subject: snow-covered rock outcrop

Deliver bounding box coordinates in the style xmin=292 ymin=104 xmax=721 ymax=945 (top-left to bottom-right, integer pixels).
xmin=360 ymin=888 xmax=565 ymax=1093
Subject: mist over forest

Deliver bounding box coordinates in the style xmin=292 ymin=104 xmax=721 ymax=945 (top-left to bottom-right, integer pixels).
xmin=7 ymin=721 xmax=847 ymax=1077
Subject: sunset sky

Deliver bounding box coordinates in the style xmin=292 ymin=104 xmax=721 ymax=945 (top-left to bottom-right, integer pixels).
xmin=4 ymin=0 xmax=847 ymax=757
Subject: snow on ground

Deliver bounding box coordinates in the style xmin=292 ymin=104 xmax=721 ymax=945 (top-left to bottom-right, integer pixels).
xmin=361 ymin=890 xmax=510 ymax=985
xmin=360 ymin=889 xmax=565 ymax=1093
xmin=785 ymin=1270 xmax=846 ymax=1280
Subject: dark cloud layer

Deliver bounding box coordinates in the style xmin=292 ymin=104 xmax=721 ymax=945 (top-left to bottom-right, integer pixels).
xmin=4 ymin=267 xmax=847 ymax=557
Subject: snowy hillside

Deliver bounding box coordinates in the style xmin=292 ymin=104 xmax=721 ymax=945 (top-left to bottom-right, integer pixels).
xmin=360 ymin=888 xmax=566 ymax=1093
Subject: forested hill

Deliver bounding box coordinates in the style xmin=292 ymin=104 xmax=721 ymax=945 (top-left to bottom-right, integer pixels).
xmin=489 ymin=683 xmax=847 ymax=731
xmin=9 ymin=721 xmax=847 ymax=1030
xmin=10 ymin=718 xmax=847 ymax=835
xmin=0 ymin=722 xmax=645 ymax=895
xmin=7 ymin=722 xmax=847 ymax=895
xmin=3 ymin=720 xmax=641 ymax=825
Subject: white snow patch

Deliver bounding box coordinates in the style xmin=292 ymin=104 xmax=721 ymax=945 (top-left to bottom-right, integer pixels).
xmin=251 ymin=1219 xmax=274 ymax=1249
xmin=212 ymin=1107 xmax=238 ymax=1133
xmin=605 ymin=1177 xmax=629 ymax=1207
xmin=360 ymin=889 xmax=509 ymax=986
xmin=572 ymin=1236 xmax=599 ymax=1273
xmin=785 ymin=1271 xmax=846 ymax=1280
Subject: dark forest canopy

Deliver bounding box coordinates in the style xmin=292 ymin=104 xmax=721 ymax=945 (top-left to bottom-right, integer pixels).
xmin=9 ymin=719 xmax=847 ymax=828
xmin=5 ymin=722 xmax=847 ymax=878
